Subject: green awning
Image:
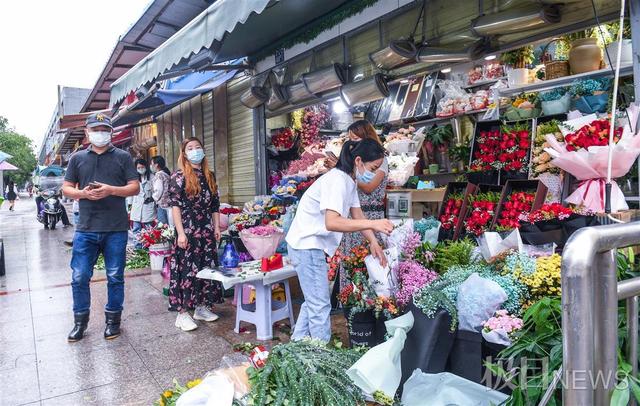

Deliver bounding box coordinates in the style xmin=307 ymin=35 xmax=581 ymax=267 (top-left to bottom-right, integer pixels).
xmin=110 ymin=0 xmax=272 ymax=106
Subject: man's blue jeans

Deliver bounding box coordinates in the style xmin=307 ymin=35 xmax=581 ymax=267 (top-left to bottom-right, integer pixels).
xmin=288 ymin=244 xmax=331 ymax=343
xmin=71 ymin=231 xmax=128 ymax=314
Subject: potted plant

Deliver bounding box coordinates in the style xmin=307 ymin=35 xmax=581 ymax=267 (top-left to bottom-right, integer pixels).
xmin=500 ymin=46 xmax=534 ymax=86
xmin=563 ymin=30 xmax=602 ymax=74
xmin=605 ymin=20 xmax=632 ymax=68
xmin=425 ymin=124 xmax=453 ymax=171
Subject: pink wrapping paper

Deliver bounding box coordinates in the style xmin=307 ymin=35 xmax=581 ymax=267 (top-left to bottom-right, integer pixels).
xmin=544 ymin=105 xmax=640 ymax=213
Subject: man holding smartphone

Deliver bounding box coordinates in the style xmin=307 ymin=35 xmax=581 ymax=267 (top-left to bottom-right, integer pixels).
xmin=62 ymin=113 xmax=140 ymax=342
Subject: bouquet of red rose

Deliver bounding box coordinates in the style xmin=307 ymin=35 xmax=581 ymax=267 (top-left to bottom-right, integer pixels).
xmin=439 ymin=192 xmax=464 ymax=231
xmin=138 ymin=223 xmax=175 ymax=248
xmin=523 ymin=203 xmax=574 ymax=223
xmin=271 ymin=127 xmax=297 ymax=150
xmin=470 ymin=129 xmax=500 ymax=171
xmin=464 ymin=191 xmax=501 ymax=236
xmin=496 ymin=191 xmax=535 ymax=231
xmin=564 ymin=118 xmax=622 ymax=151
xmin=496 ymin=122 xmax=531 ymax=172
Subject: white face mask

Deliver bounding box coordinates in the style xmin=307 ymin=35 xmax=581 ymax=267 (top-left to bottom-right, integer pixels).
xmin=88 ymin=131 xmax=112 ymax=147
xmin=137 ymin=168 xmax=146 ymax=175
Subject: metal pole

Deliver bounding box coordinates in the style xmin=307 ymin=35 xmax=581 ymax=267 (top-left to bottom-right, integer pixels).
xmin=630 ymin=0 xmax=640 ymax=206
xmin=628 ymin=295 xmax=639 ymax=406
xmin=594 ymin=250 xmax=618 ymax=406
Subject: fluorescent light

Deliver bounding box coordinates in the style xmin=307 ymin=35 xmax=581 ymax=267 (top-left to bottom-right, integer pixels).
xmin=441 ymin=68 xmax=452 ymax=73
xmin=400 ymin=79 xmax=409 ymax=84
xmin=484 ymin=55 xmax=497 ymax=61
xmin=332 ymin=100 xmax=348 ymax=114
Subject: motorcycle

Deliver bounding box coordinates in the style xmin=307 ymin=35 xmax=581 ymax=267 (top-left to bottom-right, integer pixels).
xmin=40 ymin=189 xmax=63 ymax=230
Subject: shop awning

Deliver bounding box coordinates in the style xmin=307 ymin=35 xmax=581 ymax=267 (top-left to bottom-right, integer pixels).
xmin=0 ymin=161 xmax=18 ymax=171
xmin=0 ymin=150 xmax=12 ymax=164
xmin=110 ymin=0 xmax=272 ymax=105
xmin=111 ymin=68 xmax=237 ymax=126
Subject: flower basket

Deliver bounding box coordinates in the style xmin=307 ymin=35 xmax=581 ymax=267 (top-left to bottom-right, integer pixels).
xmin=239 ymin=228 xmax=284 ymax=260
xmin=437 ymin=182 xmax=478 ymax=241
xmin=149 ymin=242 xmax=172 ymax=271
xmin=344 ymin=308 xmax=384 ymax=348
xmin=491 ymin=180 xmax=547 ymax=231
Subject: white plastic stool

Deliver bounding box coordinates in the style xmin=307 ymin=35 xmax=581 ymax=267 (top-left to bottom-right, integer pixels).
xmin=234 ymin=279 xmax=295 ymax=340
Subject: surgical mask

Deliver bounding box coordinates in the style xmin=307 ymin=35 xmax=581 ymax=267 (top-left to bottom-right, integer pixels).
xmin=186 ymin=148 xmax=205 ymax=164
xmin=137 ymin=168 xmax=146 ymax=175
xmin=150 ymin=165 xmax=158 ymax=174
xmin=356 ymin=165 xmax=376 ymax=184
xmin=88 ymin=131 xmax=112 ymax=147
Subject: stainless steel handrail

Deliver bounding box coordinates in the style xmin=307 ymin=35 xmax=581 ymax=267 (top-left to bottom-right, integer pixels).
xmin=561 ymin=222 xmax=640 ymax=405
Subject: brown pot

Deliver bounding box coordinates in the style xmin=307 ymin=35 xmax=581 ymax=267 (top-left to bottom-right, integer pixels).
xmin=569 ymin=38 xmax=602 ymax=74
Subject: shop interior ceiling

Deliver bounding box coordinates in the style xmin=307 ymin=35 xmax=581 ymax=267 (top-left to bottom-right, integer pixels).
xmin=258 ymin=0 xmax=620 ymax=85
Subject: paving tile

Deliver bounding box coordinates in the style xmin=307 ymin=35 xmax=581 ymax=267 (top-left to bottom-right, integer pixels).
xmin=0 ymin=340 xmax=36 ymax=371
xmin=40 ymin=377 xmax=160 ymax=406
xmin=0 ymin=317 xmax=34 ymax=345
xmin=0 ymin=362 xmax=41 ymax=405
xmin=36 ymin=343 xmax=153 ymax=399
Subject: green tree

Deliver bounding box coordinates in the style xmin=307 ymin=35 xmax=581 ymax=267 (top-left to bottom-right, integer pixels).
xmin=0 ymin=115 xmax=37 ymax=186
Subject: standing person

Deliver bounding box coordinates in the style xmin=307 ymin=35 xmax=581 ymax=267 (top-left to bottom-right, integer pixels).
xmin=168 ymin=137 xmax=223 ymax=331
xmin=286 ymin=138 xmax=394 ymax=343
xmin=336 ymin=120 xmax=389 ymax=290
xmin=129 ymin=158 xmax=156 ymax=246
xmin=150 ymin=155 xmax=173 ymax=226
xmin=5 ymin=181 xmax=17 ymax=211
xmin=62 ymin=113 xmax=139 ymax=342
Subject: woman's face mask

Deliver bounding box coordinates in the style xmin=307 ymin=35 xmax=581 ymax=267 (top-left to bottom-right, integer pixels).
xmin=186 ymin=148 xmax=205 ymax=164
xmin=355 ymin=160 xmax=376 ymax=184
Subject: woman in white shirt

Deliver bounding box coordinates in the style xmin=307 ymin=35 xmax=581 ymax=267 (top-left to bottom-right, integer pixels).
xmin=150 ymin=156 xmax=173 ymax=226
xmin=286 ymin=138 xmax=394 ymax=343
xmin=129 ymin=158 xmax=156 ymax=245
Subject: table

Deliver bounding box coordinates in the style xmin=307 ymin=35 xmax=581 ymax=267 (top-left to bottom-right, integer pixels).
xmin=197 ymin=260 xmax=297 ymax=340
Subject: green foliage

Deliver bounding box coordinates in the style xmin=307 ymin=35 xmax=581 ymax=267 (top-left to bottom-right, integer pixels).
xmin=448 ymin=144 xmax=471 ymax=165
xmin=247 ymin=340 xmax=365 ymax=406
xmin=426 ymin=124 xmax=453 ymax=148
xmin=433 ymin=238 xmax=476 ymax=274
xmin=0 ymin=116 xmax=37 ymax=185
xmin=94 ymin=249 xmax=150 ymax=271
xmin=617 ymin=248 xmax=640 ymax=281
xmin=500 ymin=46 xmax=534 ymax=68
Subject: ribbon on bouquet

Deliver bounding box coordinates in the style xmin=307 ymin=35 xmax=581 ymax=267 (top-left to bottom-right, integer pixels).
xmin=566 ymin=177 xmax=628 ymax=213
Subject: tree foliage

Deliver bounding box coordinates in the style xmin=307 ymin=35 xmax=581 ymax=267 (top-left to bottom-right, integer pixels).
xmin=0 ymin=115 xmax=37 ymax=185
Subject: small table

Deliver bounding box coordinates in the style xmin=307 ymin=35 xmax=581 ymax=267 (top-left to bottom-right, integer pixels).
xmin=197 ymin=260 xmax=297 ymax=340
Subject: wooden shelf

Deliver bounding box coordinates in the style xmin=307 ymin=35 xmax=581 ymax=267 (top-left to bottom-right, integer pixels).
xmin=498 ymin=64 xmax=634 ymax=96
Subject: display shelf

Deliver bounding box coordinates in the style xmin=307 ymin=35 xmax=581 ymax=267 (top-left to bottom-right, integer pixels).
xmin=418 ymin=171 xmax=461 ymax=177
xmin=498 ymin=64 xmax=634 ymax=96
xmin=463 ymin=77 xmax=506 ymax=89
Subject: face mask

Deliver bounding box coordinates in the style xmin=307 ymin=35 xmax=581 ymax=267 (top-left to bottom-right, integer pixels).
xmin=186 ymin=148 xmax=205 ymax=164
xmin=88 ymin=131 xmax=112 ymax=147
xmin=150 ymin=165 xmax=158 ymax=174
xmin=356 ymin=164 xmax=376 ymax=184
xmin=137 ymin=168 xmax=146 ymax=175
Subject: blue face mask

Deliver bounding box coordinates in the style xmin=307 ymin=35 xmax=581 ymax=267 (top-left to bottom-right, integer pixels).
xmin=356 ymin=166 xmax=376 ymax=184
xmin=186 ymin=148 xmax=205 ymax=164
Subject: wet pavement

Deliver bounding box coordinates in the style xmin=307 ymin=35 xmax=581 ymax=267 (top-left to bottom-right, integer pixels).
xmin=0 ymin=195 xmax=346 ymax=405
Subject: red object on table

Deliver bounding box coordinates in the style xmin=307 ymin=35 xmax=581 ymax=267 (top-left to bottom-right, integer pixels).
xmin=261 ymin=254 xmax=283 ymax=272
xmin=250 ymin=345 xmax=270 ymax=369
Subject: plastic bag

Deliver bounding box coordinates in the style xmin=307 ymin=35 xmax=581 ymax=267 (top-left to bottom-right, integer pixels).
xmin=239 ymin=229 xmax=284 ymax=260
xmin=521 ymin=242 xmax=556 ymax=258
xmin=477 ymin=229 xmax=523 ymax=261
xmin=365 ymin=246 xmax=400 ymax=297
xmin=347 ymin=312 xmax=414 ymax=400
xmin=436 ymin=81 xmax=470 ymax=117
xmin=383 ymin=219 xmax=414 ymax=251
xmin=482 ymin=329 xmax=512 ymax=346
xmin=457 ymin=273 xmax=507 ymax=332
xmin=401 ymin=370 xmax=509 ymax=406
xmin=176 ymin=375 xmax=234 ymax=406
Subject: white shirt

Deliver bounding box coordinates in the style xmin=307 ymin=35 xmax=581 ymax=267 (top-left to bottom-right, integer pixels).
xmin=286 ymin=168 xmax=360 ymax=256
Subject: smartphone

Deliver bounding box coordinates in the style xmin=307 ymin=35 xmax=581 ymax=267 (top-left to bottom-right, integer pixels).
xmin=88 ymin=182 xmax=101 ymax=190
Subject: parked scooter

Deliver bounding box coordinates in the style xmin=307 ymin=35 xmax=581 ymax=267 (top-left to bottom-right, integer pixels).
xmin=39 ymin=189 xmax=63 ymax=230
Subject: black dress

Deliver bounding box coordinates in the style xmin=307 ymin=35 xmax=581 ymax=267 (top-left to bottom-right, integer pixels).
xmin=168 ymin=169 xmax=223 ymax=311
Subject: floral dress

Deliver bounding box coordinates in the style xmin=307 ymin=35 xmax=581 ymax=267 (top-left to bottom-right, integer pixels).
xmin=338 ymin=160 xmax=389 ymax=290
xmin=168 ymin=169 xmax=223 ymax=311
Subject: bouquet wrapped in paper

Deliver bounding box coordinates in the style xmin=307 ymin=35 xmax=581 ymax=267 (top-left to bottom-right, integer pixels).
xmin=239 ymin=225 xmax=284 ymax=260
xmin=544 ymin=105 xmax=640 ymax=212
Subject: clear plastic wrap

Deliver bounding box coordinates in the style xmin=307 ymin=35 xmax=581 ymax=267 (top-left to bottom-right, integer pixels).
xmin=436 ymin=81 xmax=471 ymax=117
xmin=457 ymin=273 xmax=508 ymax=332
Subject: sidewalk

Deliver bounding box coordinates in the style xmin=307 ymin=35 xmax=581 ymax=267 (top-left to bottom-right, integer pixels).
xmin=0 ymin=195 xmax=301 ymax=405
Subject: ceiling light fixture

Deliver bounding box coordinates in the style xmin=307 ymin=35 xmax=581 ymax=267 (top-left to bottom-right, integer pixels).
xmin=339 ymin=74 xmax=390 ymax=107
xmin=369 ymin=40 xmax=418 ymax=71
xmin=240 ymin=86 xmax=268 ymax=109
xmin=301 ymin=63 xmax=346 ymax=95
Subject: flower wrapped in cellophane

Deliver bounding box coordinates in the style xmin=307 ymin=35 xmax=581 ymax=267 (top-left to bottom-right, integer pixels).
xmin=544 ymin=105 xmax=640 ymax=212
xmin=239 ymin=225 xmax=284 ymax=260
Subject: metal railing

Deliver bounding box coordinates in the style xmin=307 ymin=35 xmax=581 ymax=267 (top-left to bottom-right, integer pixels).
xmin=559 ymin=222 xmax=640 ymax=405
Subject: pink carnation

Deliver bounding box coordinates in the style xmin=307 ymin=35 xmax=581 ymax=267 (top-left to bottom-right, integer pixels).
xmin=246 ymin=225 xmax=281 ymax=236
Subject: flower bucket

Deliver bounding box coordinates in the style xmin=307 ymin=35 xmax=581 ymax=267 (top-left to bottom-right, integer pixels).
xmin=239 ymin=229 xmax=284 ymax=260
xmin=344 ymin=308 xmax=379 ymax=347
xmin=149 ymin=242 xmax=172 ymax=271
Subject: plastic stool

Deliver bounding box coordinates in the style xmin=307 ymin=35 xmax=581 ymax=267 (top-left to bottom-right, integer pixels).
xmin=234 ymin=280 xmax=295 ymax=340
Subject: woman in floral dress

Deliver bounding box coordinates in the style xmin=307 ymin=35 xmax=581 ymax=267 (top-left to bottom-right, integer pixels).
xmin=169 ymin=137 xmax=223 ymax=332
xmin=337 ymin=120 xmax=389 ymax=289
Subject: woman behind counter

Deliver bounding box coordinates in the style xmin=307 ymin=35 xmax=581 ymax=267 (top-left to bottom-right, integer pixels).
xmin=168 ymin=137 xmax=223 ymax=332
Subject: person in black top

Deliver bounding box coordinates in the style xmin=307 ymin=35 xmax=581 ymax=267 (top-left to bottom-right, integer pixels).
xmin=62 ymin=113 xmax=139 ymax=342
